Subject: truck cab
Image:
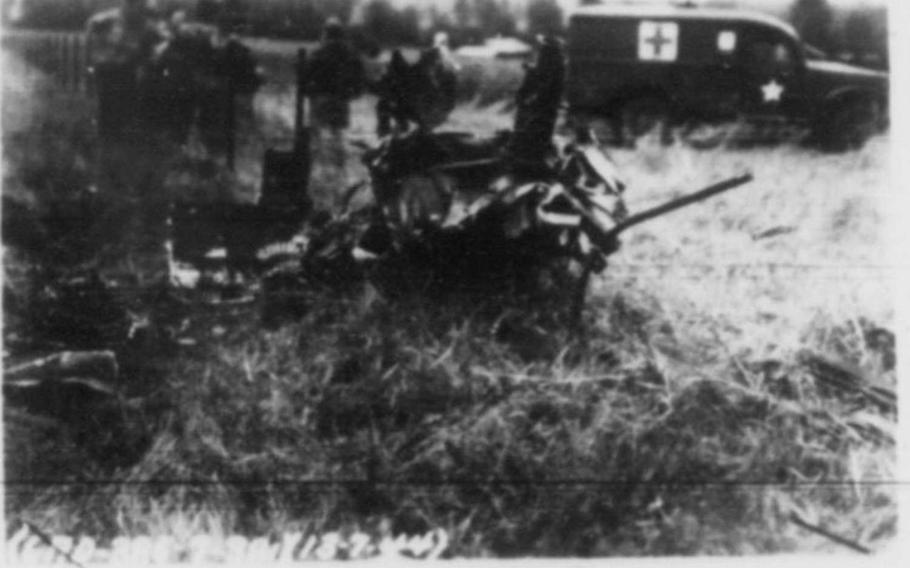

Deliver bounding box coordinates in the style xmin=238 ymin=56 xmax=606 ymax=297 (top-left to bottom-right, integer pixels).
xmin=566 ymin=2 xmax=889 ymax=149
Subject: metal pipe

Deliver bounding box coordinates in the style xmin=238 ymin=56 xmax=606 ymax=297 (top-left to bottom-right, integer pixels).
xmin=608 ymin=172 xmax=753 ymax=237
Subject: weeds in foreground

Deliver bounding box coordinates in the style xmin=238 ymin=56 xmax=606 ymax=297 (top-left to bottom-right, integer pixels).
xmin=5 ymin=280 xmax=895 ymax=554
xmin=3 ymin=49 xmax=896 ymax=556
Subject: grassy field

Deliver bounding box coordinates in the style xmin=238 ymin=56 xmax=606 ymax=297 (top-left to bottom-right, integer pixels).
xmin=2 ymin=41 xmax=898 ymax=559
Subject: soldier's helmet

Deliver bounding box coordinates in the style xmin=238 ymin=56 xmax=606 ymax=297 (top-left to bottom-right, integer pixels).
xmin=323 ymin=17 xmax=345 ymax=42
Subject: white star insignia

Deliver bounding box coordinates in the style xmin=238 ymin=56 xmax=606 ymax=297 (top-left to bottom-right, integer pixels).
xmin=761 ymin=80 xmax=784 ymax=103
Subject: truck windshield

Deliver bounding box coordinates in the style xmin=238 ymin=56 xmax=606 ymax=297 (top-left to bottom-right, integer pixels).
xmin=744 ymin=38 xmax=798 ymax=76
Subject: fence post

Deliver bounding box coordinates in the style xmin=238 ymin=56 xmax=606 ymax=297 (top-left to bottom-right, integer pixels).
xmin=2 ymin=29 xmax=87 ymax=93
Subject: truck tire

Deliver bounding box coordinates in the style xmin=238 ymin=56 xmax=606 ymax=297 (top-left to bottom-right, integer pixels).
xmin=816 ymin=98 xmax=878 ymax=152
xmin=620 ymin=97 xmax=671 ymax=147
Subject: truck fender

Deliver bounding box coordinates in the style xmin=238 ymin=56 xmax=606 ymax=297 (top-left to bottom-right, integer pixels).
xmin=813 ymin=87 xmax=884 ymax=150
xmin=818 ymin=86 xmax=884 ymax=123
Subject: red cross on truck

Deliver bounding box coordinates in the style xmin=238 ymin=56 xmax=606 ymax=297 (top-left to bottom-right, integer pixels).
xmin=565 ymin=2 xmax=888 ymax=151
xmin=639 ymin=21 xmax=678 ymax=61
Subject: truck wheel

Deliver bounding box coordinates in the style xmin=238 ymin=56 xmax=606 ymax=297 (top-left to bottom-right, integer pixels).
xmin=817 ymin=99 xmax=878 ymax=152
xmin=620 ymin=97 xmax=671 ymax=147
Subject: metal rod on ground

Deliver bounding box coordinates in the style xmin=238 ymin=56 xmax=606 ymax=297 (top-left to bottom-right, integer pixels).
xmin=567 ymin=173 xmax=752 ymax=321
xmin=608 ymin=173 xmax=753 ymax=237
xmin=789 ymin=512 xmax=872 ymax=554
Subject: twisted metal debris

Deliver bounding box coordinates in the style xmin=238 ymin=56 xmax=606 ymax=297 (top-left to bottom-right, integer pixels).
xmin=166 ymin=43 xmax=752 ymax=312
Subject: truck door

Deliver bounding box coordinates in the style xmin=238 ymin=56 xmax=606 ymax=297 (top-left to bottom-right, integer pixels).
xmin=736 ymin=27 xmax=806 ymax=119
xmin=673 ymin=23 xmax=743 ymax=120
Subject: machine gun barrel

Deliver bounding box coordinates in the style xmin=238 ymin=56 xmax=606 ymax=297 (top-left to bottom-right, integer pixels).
xmin=607 ymin=173 xmax=753 ymax=238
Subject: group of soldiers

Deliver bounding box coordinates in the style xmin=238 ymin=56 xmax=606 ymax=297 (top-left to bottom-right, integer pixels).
xmin=86 ymin=0 xmax=260 ymax=151
xmin=305 ymin=23 xmax=565 ymax=172
xmin=85 ymin=1 xmax=459 ymax=150
xmin=85 ymin=0 xmax=565 ymax=200
xmin=305 ymin=22 xmax=461 ymax=171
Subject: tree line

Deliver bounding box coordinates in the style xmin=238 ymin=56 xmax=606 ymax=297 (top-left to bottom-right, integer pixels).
xmin=1 ymin=0 xmax=565 ymax=44
xmin=1 ymin=0 xmax=888 ymax=69
xmin=789 ymin=0 xmax=888 ymax=69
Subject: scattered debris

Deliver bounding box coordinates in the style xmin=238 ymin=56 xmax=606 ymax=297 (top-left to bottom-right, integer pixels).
xmin=165 ymin=40 xmax=752 ymax=320
xmin=798 ymin=351 xmax=896 ymax=413
xmin=789 ymin=512 xmax=872 ymax=554
xmin=5 ymin=350 xmax=118 ymax=384
xmin=751 ymin=225 xmax=796 ymax=241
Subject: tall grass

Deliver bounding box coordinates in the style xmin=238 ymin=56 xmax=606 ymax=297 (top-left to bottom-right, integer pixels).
xmin=2 ymin=44 xmax=896 ymax=557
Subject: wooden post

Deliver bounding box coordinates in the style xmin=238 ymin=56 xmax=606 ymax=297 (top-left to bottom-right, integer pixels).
xmin=258 ymin=48 xmax=311 ymax=211
xmin=570 ymin=257 xmax=595 ymax=328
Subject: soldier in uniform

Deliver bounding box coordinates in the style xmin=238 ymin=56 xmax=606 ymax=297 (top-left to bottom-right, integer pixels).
xmin=413 ymin=32 xmax=459 ymax=130
xmin=375 ymin=49 xmax=409 ymax=137
xmin=305 ymin=18 xmax=365 ymax=171
xmin=85 ymin=0 xmax=164 ymax=142
xmin=140 ymin=8 xmax=209 ymax=145
xmin=197 ymin=8 xmax=264 ymax=162
xmin=374 ymin=33 xmax=459 ymax=137
xmin=85 ymin=0 xmax=180 ymax=245
xmin=508 ymin=35 xmax=566 ymax=168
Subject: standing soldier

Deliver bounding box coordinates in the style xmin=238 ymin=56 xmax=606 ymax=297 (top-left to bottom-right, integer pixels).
xmin=374 ymin=33 xmax=459 ymax=137
xmin=200 ymin=8 xmax=264 ymax=164
xmin=142 ymin=8 xmax=207 ymax=146
xmin=85 ymin=0 xmax=164 ymax=142
xmin=305 ymin=18 xmax=365 ymax=173
xmin=375 ymin=49 xmax=410 ymax=137
xmin=508 ymin=35 xmax=566 ymax=168
xmin=85 ymin=0 xmax=176 ymax=244
xmin=414 ymin=31 xmax=459 ymax=131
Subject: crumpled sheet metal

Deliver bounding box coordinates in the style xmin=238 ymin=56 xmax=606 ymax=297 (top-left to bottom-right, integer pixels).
xmin=366 ymin=134 xmax=629 ymax=263
xmin=165 ymin=133 xmax=633 ymax=299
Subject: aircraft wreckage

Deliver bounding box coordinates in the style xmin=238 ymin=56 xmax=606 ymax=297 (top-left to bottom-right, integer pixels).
xmin=4 ymin=42 xmax=755 ymax=443
xmin=167 ymin=45 xmax=753 ymax=314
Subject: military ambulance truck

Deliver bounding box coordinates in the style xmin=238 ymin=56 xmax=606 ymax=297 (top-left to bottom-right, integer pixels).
xmin=566 ymin=2 xmax=888 ymax=150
